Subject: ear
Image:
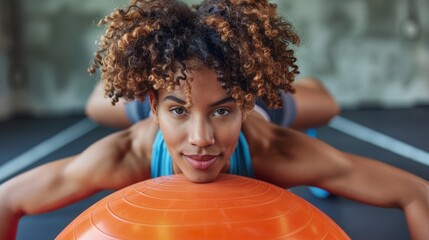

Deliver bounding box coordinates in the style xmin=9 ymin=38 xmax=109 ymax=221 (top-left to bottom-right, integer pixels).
xmin=149 ymin=91 xmax=159 ymax=123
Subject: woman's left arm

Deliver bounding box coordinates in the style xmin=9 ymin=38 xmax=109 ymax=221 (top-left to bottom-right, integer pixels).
xmin=320 ymin=151 xmax=429 ymax=240
xmin=250 ymin=123 xmax=428 ymax=239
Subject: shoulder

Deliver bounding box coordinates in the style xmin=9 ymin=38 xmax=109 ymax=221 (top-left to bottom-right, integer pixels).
xmin=242 ymin=111 xmax=298 ymax=159
xmin=242 ymin=112 xmax=345 ymax=188
xmin=128 ymin=117 xmax=160 ymax=156
xmin=66 ymin=118 xmax=159 ymax=190
xmin=83 ymin=118 xmax=157 ymax=159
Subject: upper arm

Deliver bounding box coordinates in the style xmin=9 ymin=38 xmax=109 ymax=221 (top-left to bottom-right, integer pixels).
xmin=257 ymin=130 xmax=428 ymax=209
xmin=318 ymin=152 xmax=428 ymax=208
xmin=0 ymin=129 xmax=149 ymax=215
xmin=63 ymin=129 xmax=150 ymax=190
xmin=254 ymin=131 xmax=350 ymax=189
xmin=0 ymin=156 xmax=93 ymax=215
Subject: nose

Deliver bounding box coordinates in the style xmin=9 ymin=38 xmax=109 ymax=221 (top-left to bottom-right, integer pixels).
xmin=188 ymin=117 xmax=215 ymax=147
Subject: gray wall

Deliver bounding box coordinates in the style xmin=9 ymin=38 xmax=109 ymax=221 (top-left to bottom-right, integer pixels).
xmin=0 ymin=0 xmax=428 ymax=120
xmin=0 ymin=0 xmax=119 ymax=119
xmin=280 ymin=0 xmax=429 ymax=108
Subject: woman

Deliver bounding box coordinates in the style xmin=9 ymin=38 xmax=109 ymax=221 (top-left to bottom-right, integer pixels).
xmin=1 ymin=0 xmax=428 ymax=239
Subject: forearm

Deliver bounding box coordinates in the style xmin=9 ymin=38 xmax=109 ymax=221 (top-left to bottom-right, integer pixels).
xmin=0 ymin=158 xmax=96 ymax=215
xmin=325 ymin=152 xmax=429 ymax=239
xmin=0 ymin=185 xmax=23 ymax=240
xmin=403 ymin=182 xmax=429 ymax=240
xmin=0 ymin=211 xmax=20 ymax=240
xmin=0 ymin=160 xmax=99 ymax=239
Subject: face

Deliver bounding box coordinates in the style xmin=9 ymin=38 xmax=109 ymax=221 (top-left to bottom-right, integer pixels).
xmin=150 ymin=66 xmax=243 ymax=183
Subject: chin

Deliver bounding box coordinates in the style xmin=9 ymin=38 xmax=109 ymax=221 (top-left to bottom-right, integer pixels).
xmin=185 ymin=172 xmax=220 ymax=183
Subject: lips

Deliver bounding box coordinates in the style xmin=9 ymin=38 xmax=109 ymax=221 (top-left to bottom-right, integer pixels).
xmin=183 ymin=154 xmax=220 ymax=170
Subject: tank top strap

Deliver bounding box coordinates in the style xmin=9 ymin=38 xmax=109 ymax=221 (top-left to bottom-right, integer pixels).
xmin=150 ymin=130 xmax=174 ymax=178
xmin=229 ymin=132 xmax=255 ymax=178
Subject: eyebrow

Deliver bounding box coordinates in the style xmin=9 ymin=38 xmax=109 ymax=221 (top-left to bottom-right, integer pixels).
xmin=163 ymin=96 xmax=186 ymax=104
xmin=209 ymin=96 xmax=234 ymax=107
xmin=162 ymin=95 xmax=234 ymax=107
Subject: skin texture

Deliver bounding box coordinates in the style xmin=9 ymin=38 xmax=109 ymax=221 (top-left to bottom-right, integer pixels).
xmin=1 ymin=67 xmax=428 ymax=240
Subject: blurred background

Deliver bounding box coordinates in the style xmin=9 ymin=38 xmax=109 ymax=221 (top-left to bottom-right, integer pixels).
xmin=0 ymin=0 xmax=428 ymax=121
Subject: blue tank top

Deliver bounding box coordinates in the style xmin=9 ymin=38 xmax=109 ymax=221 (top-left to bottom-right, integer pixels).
xmin=151 ymin=131 xmax=255 ymax=178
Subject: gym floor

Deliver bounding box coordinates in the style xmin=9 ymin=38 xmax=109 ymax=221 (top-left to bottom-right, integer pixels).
xmin=1 ymin=106 xmax=428 ymax=240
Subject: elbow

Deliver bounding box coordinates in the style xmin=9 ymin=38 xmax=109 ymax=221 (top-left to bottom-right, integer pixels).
xmin=312 ymin=96 xmax=341 ymax=127
xmin=327 ymin=97 xmax=341 ymax=122
xmin=85 ymin=97 xmax=106 ymax=125
xmin=318 ymin=87 xmax=341 ymax=125
xmin=403 ymin=180 xmax=429 ymax=210
xmin=310 ymin=77 xmax=341 ymax=120
xmin=84 ymin=100 xmax=97 ymax=123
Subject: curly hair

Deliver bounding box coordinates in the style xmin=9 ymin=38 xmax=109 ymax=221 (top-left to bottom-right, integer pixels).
xmin=89 ymin=0 xmax=300 ymax=110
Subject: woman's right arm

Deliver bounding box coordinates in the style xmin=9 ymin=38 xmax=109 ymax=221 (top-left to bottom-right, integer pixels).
xmin=0 ymin=127 xmax=150 ymax=239
xmin=0 ymin=157 xmax=94 ymax=239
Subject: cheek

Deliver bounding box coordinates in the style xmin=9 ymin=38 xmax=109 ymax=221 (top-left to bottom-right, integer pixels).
xmin=157 ymin=114 xmax=186 ymax=146
xmin=216 ymin=117 xmax=242 ymax=148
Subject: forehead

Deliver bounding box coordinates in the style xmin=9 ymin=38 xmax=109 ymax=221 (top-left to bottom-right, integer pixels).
xmin=172 ymin=65 xmax=220 ymax=90
xmin=158 ymin=66 xmax=229 ymax=102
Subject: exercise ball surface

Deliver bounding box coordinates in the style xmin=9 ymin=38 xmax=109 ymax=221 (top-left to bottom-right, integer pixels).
xmin=56 ymin=174 xmax=350 ymax=239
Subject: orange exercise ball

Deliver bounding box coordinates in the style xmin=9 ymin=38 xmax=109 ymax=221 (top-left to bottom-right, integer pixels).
xmin=56 ymin=174 xmax=350 ymax=239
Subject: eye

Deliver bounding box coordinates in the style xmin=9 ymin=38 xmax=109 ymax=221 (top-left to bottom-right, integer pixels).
xmin=170 ymin=107 xmax=187 ymax=116
xmin=213 ymin=108 xmax=230 ymax=117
